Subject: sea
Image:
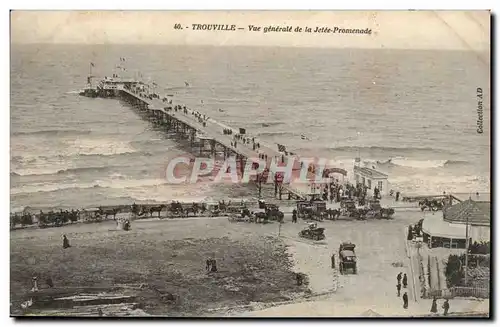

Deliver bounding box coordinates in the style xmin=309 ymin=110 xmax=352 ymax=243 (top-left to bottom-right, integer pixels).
xmin=10 ymin=44 xmax=491 ymax=212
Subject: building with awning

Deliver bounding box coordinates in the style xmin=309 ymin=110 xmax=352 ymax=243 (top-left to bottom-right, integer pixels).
xmin=422 ymin=216 xmax=467 ymax=249
xmin=422 ymin=195 xmax=490 ymax=248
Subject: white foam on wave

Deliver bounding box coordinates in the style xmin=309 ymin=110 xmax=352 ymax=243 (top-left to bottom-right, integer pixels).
xmin=10 ymin=178 xmax=170 ymax=195
xmin=64 ymin=138 xmax=137 ymax=156
xmin=388 ymin=174 xmax=490 ymax=195
xmin=124 ymin=182 xmax=213 ymax=203
xmin=388 ymin=157 xmax=448 ymax=169
xmin=11 ymin=167 xmax=65 ymax=176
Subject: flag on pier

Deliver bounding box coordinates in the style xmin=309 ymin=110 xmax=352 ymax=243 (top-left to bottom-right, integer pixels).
xmin=277 ymin=144 xmax=286 ymax=152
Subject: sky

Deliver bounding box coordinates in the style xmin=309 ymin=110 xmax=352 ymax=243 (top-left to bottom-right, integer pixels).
xmin=10 ymin=11 xmax=490 ymax=51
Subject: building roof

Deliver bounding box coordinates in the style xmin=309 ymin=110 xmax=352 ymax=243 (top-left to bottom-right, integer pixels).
xmin=443 ymin=199 xmax=490 ymax=226
xmin=354 ymin=166 xmax=388 ymax=179
xmin=451 ymin=193 xmax=490 ymax=203
xmin=422 ymin=216 xmax=467 ymax=239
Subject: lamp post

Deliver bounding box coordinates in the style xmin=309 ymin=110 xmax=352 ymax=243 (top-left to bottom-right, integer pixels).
xmin=464 ymin=204 xmax=470 ymax=286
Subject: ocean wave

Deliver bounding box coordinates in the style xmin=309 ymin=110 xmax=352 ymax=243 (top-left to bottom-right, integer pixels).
xmin=10 ymin=178 xmax=170 ymax=195
xmin=12 ymin=129 xmax=92 ymax=137
xmin=333 ymin=145 xmax=439 ymax=153
xmin=64 ymin=139 xmax=137 ymax=156
xmin=376 ymin=158 xmax=470 ymax=169
xmin=257 ymin=131 xmax=296 ymax=137
xmin=11 ymin=166 xmax=114 ymax=177
xmin=248 ymin=121 xmax=284 ymax=128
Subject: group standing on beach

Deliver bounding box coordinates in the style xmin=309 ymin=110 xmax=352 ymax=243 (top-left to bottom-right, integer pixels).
xmin=396 ymin=272 xmax=408 ymax=309
xmin=396 ymin=272 xmax=450 ymax=315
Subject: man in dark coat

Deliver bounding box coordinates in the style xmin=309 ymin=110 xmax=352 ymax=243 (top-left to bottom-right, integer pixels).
xmin=403 ymin=273 xmax=408 ymax=288
xmin=331 ymin=254 xmax=335 ymax=269
xmin=442 ymin=299 xmax=450 ymax=315
xmin=397 ymin=272 xmax=402 ymax=285
xmin=396 ymin=283 xmax=401 ymax=297
xmin=206 ymin=258 xmax=211 ymax=272
xmin=402 ymin=292 xmax=408 ymax=309
xmin=46 ymin=277 xmax=54 ymax=288
xmin=210 ymin=258 xmax=218 ymax=272
xmin=292 ymin=209 xmax=297 ymax=223
xmin=62 ymin=235 xmax=71 ymax=249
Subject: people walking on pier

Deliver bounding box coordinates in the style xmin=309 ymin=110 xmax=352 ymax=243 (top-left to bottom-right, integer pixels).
xmin=402 ymin=273 xmax=408 ymax=288
xmin=397 ymin=272 xmax=402 ymax=285
xmin=402 ymin=292 xmax=408 ymax=309
xmin=396 ymin=283 xmax=401 ymax=297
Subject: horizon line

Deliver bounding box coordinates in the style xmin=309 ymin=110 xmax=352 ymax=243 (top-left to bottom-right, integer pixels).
xmin=10 ymin=42 xmax=491 ymax=52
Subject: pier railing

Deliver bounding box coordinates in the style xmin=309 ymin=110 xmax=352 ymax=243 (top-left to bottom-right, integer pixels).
xmin=119 ymin=86 xmax=310 ymax=200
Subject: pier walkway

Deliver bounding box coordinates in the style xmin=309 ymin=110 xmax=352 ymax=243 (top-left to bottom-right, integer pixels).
xmin=118 ymin=86 xmax=312 ymax=200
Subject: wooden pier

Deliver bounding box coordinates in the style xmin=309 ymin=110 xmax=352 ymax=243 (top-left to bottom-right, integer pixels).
xmin=90 ymin=79 xmax=312 ymax=201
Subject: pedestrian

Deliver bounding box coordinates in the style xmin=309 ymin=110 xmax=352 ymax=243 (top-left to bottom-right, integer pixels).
xmin=46 ymin=277 xmax=54 ymax=288
xmin=430 ymin=296 xmax=438 ymax=313
xmin=331 ymin=254 xmax=335 ymax=269
xmin=206 ymin=258 xmax=211 ymax=271
xmin=442 ymin=299 xmax=450 ymax=316
xmin=292 ymin=209 xmax=297 ymax=223
xmin=396 ymin=283 xmax=401 ymax=297
xmin=296 ymin=273 xmax=303 ymax=286
xmin=31 ymin=276 xmax=39 ymax=292
xmin=62 ymin=235 xmax=71 ymax=249
xmin=397 ymin=272 xmax=402 ymax=284
xmin=210 ymin=258 xmax=218 ymax=272
xmin=402 ymin=292 xmax=408 ymax=309
xmin=403 ymin=273 xmax=408 ymax=288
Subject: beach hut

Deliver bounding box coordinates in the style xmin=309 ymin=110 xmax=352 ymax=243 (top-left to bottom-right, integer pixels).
xmin=353 ymin=166 xmax=389 ymax=196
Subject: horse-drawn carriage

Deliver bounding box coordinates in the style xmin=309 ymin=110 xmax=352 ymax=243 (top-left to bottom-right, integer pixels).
xmin=337 ymin=199 xmax=365 ymax=220
xmin=296 ymin=200 xmax=327 ymax=221
xmin=361 ymin=200 xmax=395 ymax=219
xmin=299 ymin=222 xmax=325 ymax=240
xmin=81 ymin=208 xmax=103 ymax=223
xmin=228 ymin=207 xmax=252 ymax=222
xmin=419 ymin=198 xmax=445 ymax=212
xmin=206 ymin=203 xmax=222 ymax=217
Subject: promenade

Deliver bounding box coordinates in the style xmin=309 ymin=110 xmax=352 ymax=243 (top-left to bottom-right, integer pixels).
xmin=119 ymin=86 xmax=317 ymax=200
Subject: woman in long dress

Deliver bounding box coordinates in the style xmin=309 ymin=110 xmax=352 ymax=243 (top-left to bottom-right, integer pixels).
xmin=430 ymin=297 xmax=438 ymax=313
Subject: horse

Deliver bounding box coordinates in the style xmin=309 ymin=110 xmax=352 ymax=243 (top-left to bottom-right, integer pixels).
xmin=168 ymin=202 xmax=184 ymax=217
xmin=184 ymin=206 xmax=199 ymax=217
xmin=149 ymin=204 xmax=166 ymax=218
xmin=98 ymin=207 xmax=120 ymax=220
xmin=254 ymin=212 xmax=268 ymax=223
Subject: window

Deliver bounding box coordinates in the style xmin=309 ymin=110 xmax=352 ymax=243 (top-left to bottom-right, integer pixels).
xmin=367 ymin=179 xmax=372 ymax=189
xmin=378 ymin=181 xmax=383 ymax=192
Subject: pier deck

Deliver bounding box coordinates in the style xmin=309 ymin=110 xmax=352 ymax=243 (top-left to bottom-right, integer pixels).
xmin=118 ymin=86 xmax=311 ymax=200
